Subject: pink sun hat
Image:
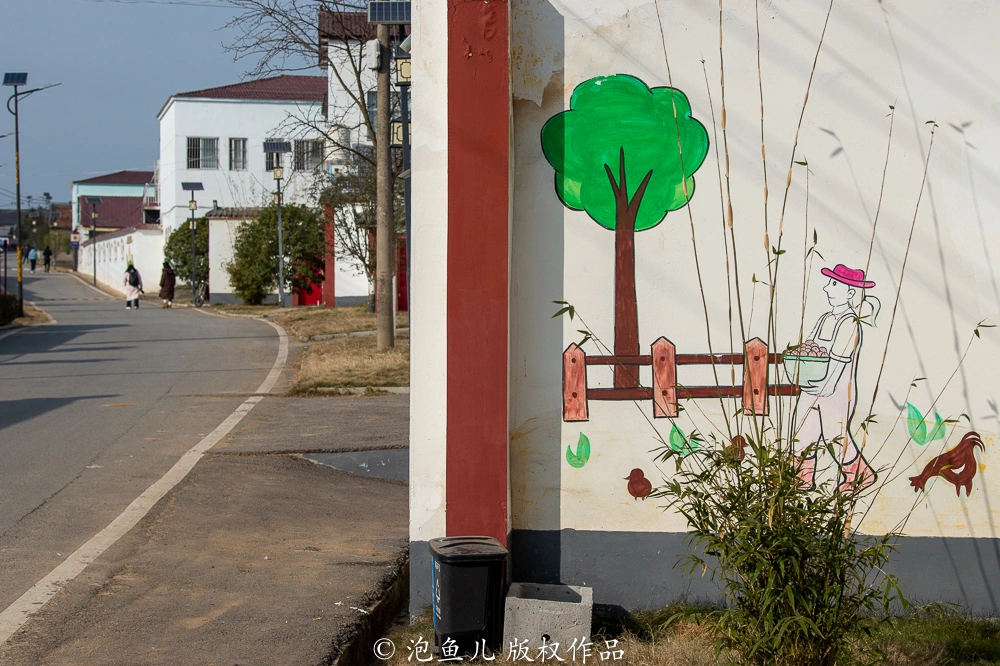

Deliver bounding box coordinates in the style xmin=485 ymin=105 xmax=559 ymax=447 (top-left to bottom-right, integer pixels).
xmin=821 ymin=264 xmax=875 ymax=289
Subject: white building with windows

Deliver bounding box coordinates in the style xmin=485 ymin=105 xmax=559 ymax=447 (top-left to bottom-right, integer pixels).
xmin=156 ymin=75 xmax=328 ymax=237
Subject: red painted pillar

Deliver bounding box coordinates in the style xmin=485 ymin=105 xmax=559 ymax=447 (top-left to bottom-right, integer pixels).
xmin=446 ymin=0 xmax=511 ymax=545
xmin=323 ymin=202 xmax=337 ymax=308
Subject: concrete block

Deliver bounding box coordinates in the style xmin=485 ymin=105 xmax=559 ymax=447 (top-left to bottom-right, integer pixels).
xmin=502 ymin=583 xmax=593 ymax=658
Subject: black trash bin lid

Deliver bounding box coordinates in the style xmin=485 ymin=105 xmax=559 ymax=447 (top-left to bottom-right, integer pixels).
xmin=429 ymin=536 xmax=508 ymax=563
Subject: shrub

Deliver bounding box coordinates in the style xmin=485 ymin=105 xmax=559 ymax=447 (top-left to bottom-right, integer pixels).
xmin=653 ymin=438 xmax=904 ymax=666
xmin=165 ymin=219 xmax=209 ymax=286
xmin=0 ymin=293 xmax=18 ymax=325
xmin=226 ymin=205 xmax=324 ymax=305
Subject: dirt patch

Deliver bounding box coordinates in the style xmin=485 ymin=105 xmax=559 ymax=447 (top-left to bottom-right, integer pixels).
xmin=1 ymin=302 xmax=52 ymax=329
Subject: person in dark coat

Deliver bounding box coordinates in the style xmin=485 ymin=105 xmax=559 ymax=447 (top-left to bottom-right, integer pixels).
xmin=159 ymin=260 xmax=177 ymax=308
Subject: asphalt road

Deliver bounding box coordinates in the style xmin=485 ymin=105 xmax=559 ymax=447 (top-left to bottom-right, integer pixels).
xmin=0 ymin=272 xmax=279 ymax=614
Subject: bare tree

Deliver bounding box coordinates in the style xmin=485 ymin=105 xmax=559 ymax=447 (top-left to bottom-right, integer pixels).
xmin=223 ymin=0 xmax=399 ymax=171
xmin=319 ymin=147 xmax=404 ymax=305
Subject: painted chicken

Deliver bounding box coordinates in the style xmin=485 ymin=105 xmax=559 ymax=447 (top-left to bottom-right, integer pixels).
xmin=909 ymin=431 xmax=985 ymax=497
xmin=625 ymin=468 xmax=653 ymax=500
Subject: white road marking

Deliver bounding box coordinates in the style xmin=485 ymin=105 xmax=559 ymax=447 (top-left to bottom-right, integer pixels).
xmin=0 ymin=318 xmax=289 ymax=646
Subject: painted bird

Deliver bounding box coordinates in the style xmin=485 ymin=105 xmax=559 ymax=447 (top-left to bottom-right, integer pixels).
xmin=625 ymin=468 xmax=652 ymax=500
xmin=909 ymin=431 xmax=985 ymax=497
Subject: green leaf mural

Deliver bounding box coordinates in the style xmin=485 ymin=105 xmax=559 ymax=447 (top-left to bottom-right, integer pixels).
xmin=669 ymin=423 xmax=696 ymax=456
xmin=566 ymin=432 xmax=591 ymax=468
xmin=906 ymin=402 xmax=948 ymax=445
xmin=906 ymin=403 xmax=927 ymax=444
xmin=540 ymin=75 xmax=709 ymax=232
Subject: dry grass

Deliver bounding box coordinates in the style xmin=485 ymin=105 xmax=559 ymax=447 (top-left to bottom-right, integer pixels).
xmin=377 ymin=612 xmax=722 ymax=666
xmin=275 ymin=303 xmax=408 ymax=339
xmin=211 ymin=303 xmax=282 ymax=316
xmin=375 ymin=608 xmax=1000 ymax=666
xmin=292 ymin=331 xmax=409 ymax=390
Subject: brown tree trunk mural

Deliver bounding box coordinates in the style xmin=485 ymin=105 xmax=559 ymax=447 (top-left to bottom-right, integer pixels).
xmin=605 ymin=148 xmax=653 ymax=389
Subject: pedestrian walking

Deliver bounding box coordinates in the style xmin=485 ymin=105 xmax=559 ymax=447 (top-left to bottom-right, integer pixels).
xmin=124 ymin=263 xmax=143 ymax=309
xmin=27 ymin=247 xmax=38 ymax=273
xmin=158 ymin=260 xmax=176 ymax=308
xmin=42 ymin=246 xmax=52 ymax=273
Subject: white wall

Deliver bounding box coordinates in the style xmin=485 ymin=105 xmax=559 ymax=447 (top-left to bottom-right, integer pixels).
xmin=512 ymin=0 xmax=1000 ymax=540
xmin=408 ymin=0 xmax=449 ymax=547
xmin=410 ymin=0 xmax=1000 ymax=547
xmin=78 ymin=227 xmax=164 ymax=297
xmin=158 ymin=97 xmax=325 ymax=237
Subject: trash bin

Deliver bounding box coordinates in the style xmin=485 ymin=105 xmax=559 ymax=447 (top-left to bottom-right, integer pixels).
xmin=429 ymin=536 xmax=509 ymax=656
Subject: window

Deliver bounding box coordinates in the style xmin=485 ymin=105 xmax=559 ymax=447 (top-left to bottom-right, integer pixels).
xmin=265 ymin=138 xmax=284 ymax=171
xmin=187 ymin=137 xmax=219 ymax=169
xmin=294 ymin=140 xmax=324 ymax=171
xmin=229 ymin=138 xmax=248 ymax=170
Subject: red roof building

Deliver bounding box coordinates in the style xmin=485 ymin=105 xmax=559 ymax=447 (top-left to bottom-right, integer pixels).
xmin=77 ymin=196 xmax=146 ymax=232
xmin=73 ymin=171 xmax=154 ymax=186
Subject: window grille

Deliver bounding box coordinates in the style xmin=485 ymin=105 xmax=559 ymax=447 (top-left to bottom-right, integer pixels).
xmin=229 ymin=138 xmax=248 ymax=170
xmin=294 ymin=140 xmax=324 ymax=171
xmin=186 ymin=137 xmax=219 ymax=169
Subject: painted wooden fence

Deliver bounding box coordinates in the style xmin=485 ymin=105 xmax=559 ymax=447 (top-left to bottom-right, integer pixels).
xmin=562 ymin=337 xmax=799 ymax=422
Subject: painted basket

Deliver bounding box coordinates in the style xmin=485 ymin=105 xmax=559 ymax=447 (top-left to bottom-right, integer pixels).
xmin=782 ymin=355 xmax=830 ymax=387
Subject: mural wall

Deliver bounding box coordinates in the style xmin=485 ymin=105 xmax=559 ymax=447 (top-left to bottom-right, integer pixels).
xmin=508 ymin=0 xmax=1000 ymax=610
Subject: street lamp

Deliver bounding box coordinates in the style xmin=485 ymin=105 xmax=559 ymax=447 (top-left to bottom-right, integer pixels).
xmin=181 ymin=182 xmax=204 ymax=304
xmin=263 ymin=141 xmax=291 ymax=307
xmin=5 ymin=72 xmax=61 ymax=317
xmin=85 ymin=196 xmax=101 ymax=286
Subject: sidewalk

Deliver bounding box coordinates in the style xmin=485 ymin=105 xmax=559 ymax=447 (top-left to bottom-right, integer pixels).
xmin=0 ymin=394 xmax=410 ymax=666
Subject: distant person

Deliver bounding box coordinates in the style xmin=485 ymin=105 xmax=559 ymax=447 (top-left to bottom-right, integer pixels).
xmin=42 ymin=246 xmax=52 ymax=273
xmin=158 ymin=260 xmax=176 ymax=308
xmin=124 ymin=263 xmax=143 ymax=310
xmin=27 ymin=247 xmax=38 ymax=273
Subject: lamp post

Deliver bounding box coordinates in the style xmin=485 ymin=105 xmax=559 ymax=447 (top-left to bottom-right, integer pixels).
xmin=181 ymin=182 xmax=204 ymax=304
xmin=5 ymin=73 xmax=61 ymax=317
xmin=85 ymin=197 xmax=101 ymax=286
xmin=263 ymin=141 xmax=290 ymax=307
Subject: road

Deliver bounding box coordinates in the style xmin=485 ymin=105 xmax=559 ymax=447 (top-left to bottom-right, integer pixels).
xmin=0 ymin=272 xmax=280 ymax=616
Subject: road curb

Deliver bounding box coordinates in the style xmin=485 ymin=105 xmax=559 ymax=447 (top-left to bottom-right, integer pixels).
xmin=326 ymin=556 xmax=410 ymax=666
xmin=311 ymin=386 xmax=410 ymax=395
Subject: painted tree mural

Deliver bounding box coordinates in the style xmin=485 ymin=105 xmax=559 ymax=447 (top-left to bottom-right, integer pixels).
xmin=541 ymin=74 xmax=709 ymax=387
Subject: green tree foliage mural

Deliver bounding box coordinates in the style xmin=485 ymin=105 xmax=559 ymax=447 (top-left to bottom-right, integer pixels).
xmin=541 ymin=74 xmax=709 ymax=388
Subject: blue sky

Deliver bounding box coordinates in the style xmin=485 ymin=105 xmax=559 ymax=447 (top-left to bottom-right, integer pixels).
xmin=0 ymin=0 xmax=316 ymax=207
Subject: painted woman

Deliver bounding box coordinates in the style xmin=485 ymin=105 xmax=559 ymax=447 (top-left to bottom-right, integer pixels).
xmin=793 ymin=264 xmax=880 ymax=490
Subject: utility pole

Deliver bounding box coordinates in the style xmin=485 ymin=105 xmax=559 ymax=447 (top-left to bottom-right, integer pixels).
xmin=13 ymin=85 xmax=23 ymax=316
xmin=375 ymin=23 xmax=394 ymax=350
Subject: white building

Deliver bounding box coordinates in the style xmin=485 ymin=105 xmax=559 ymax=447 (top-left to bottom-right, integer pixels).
xmin=319 ymin=10 xmax=378 ymax=168
xmin=156 ymin=75 xmax=328 ymax=238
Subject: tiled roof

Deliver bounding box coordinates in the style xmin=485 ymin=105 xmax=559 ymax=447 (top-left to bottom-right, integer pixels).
xmin=206 ymin=207 xmax=261 ymax=219
xmin=74 ymin=170 xmax=154 ymax=186
xmin=77 ymin=196 xmax=146 ymax=229
xmin=80 ymin=224 xmax=161 ymax=247
xmin=319 ymin=10 xmax=373 ymax=41
xmin=173 ymin=75 xmax=327 ymax=103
